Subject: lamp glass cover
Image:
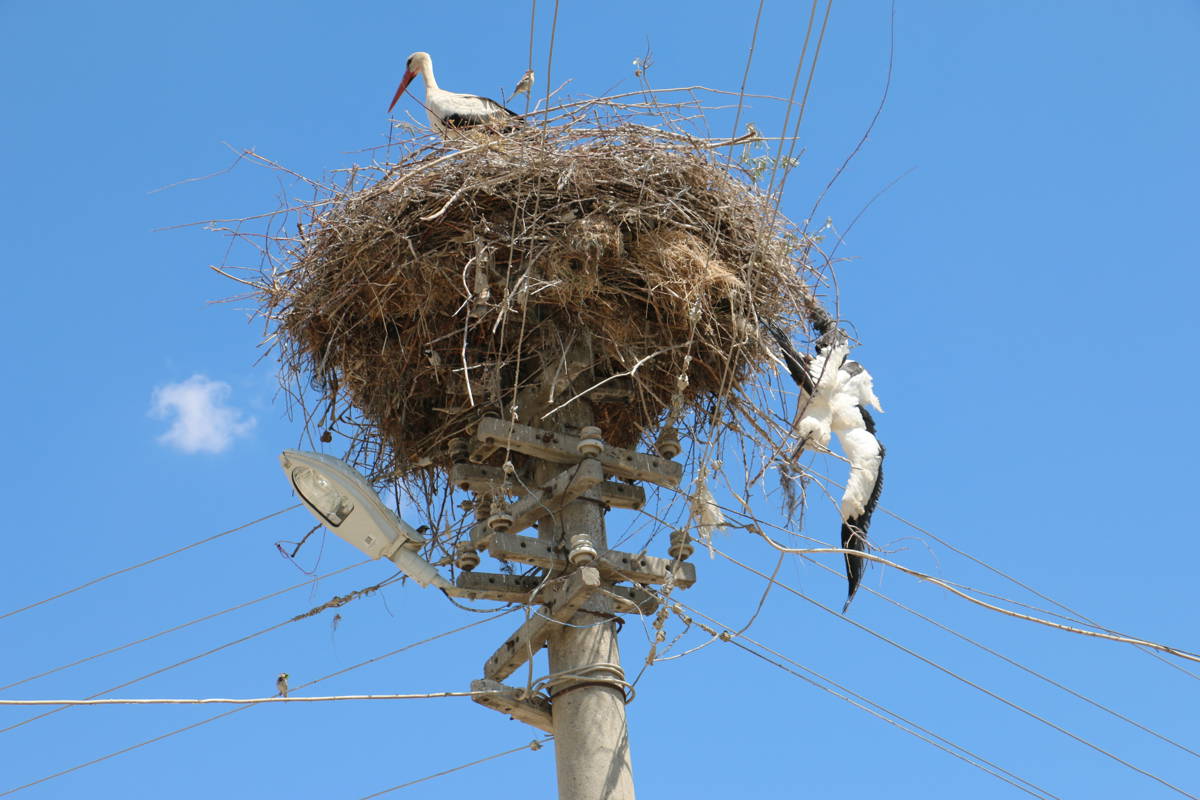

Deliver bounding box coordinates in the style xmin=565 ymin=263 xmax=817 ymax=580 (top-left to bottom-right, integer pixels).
xmin=291 ymin=466 xmax=355 ymax=527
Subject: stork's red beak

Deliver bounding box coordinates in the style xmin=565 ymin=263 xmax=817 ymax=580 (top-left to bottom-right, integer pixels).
xmin=388 ymin=71 xmax=416 ymax=112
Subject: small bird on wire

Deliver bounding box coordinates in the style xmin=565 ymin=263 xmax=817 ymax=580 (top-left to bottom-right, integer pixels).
xmin=511 ymin=69 xmax=534 ymax=100
xmin=276 ymin=672 xmax=290 ymax=698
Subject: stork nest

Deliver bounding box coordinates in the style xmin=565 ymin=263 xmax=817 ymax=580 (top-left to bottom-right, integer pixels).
xmin=253 ymin=113 xmax=823 ymax=482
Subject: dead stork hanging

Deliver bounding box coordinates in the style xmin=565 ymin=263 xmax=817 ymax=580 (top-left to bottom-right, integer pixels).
xmin=388 ymin=51 xmax=523 ymax=134
xmin=767 ymin=316 xmax=885 ymax=612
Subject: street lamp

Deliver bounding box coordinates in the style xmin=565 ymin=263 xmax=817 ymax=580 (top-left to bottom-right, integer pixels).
xmin=279 ymin=450 xmax=452 ymax=592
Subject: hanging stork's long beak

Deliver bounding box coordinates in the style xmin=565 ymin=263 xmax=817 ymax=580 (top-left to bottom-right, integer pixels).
xmin=388 ymin=71 xmax=416 ymax=112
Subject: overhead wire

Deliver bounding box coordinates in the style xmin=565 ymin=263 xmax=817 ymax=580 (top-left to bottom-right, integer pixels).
xmin=0 ymin=560 xmax=375 ymax=734
xmin=711 ymin=545 xmax=1200 ymax=800
xmin=0 ymin=691 xmax=486 ymax=707
xmin=0 ymin=505 xmax=300 ymax=622
xmin=0 ymin=611 xmax=517 ymax=798
xmin=750 ymin=533 xmax=1200 ymax=663
xmin=653 ymin=480 xmax=1200 ymax=663
xmin=727 ymin=0 xmax=766 ymax=146
xmin=857 ymin=577 xmax=1200 ymax=761
xmin=880 ymin=505 xmax=1200 ymax=684
xmin=0 ymin=560 xmax=369 ymax=693
xmin=771 ymin=0 xmax=834 ymax=202
xmin=764 ymin=0 xmax=820 ymax=198
xmin=665 ymin=597 xmax=1061 ymax=800
xmin=540 ymin=0 xmax=560 ymax=130
xmin=358 ymin=736 xmax=553 ymax=799
xmin=757 ymin=527 xmax=1200 ymax=761
xmin=802 ymin=0 xmax=892 ymax=227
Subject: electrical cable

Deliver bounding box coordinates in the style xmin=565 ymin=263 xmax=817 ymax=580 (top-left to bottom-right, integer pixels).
xmin=727 ymin=0 xmax=766 ymax=147
xmin=713 ymin=546 xmax=1200 ymax=800
xmin=0 ymin=611 xmax=517 ymax=798
xmin=0 ymin=560 xmax=375 ymax=734
xmin=667 ymin=598 xmax=1061 ymax=800
xmin=358 ymin=736 xmax=553 ymax=799
xmin=0 ymin=560 xmax=368 ymax=693
xmin=0 ymin=505 xmax=300 ymax=622
xmin=772 ymin=0 xmax=834 ymax=201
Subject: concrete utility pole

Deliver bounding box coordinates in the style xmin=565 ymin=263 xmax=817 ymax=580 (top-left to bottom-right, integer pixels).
xmin=537 ymin=398 xmax=634 ymax=799
xmin=455 ymin=332 xmax=693 ymax=800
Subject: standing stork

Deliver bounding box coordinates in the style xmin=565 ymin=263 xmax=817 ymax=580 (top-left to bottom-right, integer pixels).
xmin=388 ymin=51 xmax=522 ymax=134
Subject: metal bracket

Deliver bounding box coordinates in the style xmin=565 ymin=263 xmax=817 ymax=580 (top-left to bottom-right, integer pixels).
xmin=472 ymin=417 xmax=682 ymax=488
xmin=471 ymin=678 xmax=553 ymax=733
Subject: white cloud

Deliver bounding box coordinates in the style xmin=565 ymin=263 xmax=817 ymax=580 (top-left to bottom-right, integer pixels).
xmin=150 ymin=375 xmax=256 ymax=454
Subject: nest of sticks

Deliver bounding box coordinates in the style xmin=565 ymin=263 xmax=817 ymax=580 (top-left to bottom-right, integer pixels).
xmin=253 ymin=105 xmax=825 ymax=483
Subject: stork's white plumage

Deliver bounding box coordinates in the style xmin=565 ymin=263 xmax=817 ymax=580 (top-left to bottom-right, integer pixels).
xmin=766 ymin=323 xmax=885 ymax=611
xmin=388 ymin=51 xmax=521 ymax=135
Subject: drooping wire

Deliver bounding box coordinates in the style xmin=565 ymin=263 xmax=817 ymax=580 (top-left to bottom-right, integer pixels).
xmin=765 ymin=531 xmax=1200 ymax=761
xmin=668 ymin=597 xmax=1061 ymax=800
xmin=763 ymin=0 xmax=819 ymax=198
xmin=1 ymin=560 xmax=377 ymax=734
xmin=727 ymin=0 xmax=767 ymax=147
xmin=540 ymin=0 xmax=560 ymax=130
xmin=714 ymin=547 xmax=1200 ymax=800
xmin=0 ymin=611 xmax=517 ymax=798
xmin=358 ymin=736 xmax=553 ymax=799
xmin=0 ymin=560 xmax=369 ymax=693
xmin=803 ymin=0 xmax=894 ymax=229
xmin=770 ymin=0 xmax=834 ymax=202
xmin=0 ymin=505 xmax=300 ymax=622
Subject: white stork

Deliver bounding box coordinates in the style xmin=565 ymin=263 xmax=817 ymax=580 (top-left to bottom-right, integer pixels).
xmin=388 ymin=51 xmax=522 ymax=134
xmin=767 ymin=322 xmax=885 ymax=611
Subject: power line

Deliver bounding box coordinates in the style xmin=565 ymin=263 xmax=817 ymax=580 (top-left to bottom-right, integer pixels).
xmin=1 ymin=560 xmax=373 ymax=734
xmin=773 ymin=0 xmax=834 ymax=201
xmin=0 ymin=560 xmax=367 ymax=693
xmin=727 ymin=0 xmax=766 ymax=145
xmin=0 ymin=612 xmax=516 ymax=798
xmin=860 ymin=578 xmax=1200 ymax=761
xmin=713 ymin=547 xmax=1200 ymax=800
xmin=358 ymin=737 xmax=553 ymax=799
xmin=880 ymin=504 xmax=1200 ymax=683
xmin=0 ymin=505 xmax=300 ymax=622
xmin=771 ymin=540 xmax=1200 ymax=762
xmin=667 ymin=598 xmax=1061 ymax=800
xmin=540 ymin=0 xmax=560 ymax=129
xmin=0 ymin=692 xmax=482 ymax=707
xmin=765 ymin=0 xmax=820 ymax=198
xmin=662 ymin=484 xmax=1200 ymax=664
xmin=749 ymin=531 xmax=1200 ymax=663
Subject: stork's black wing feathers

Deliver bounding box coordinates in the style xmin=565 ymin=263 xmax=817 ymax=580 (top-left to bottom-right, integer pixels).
xmin=440 ymin=96 xmax=524 ymax=132
xmin=764 ymin=322 xmax=815 ymax=395
xmin=841 ymin=440 xmax=885 ymax=612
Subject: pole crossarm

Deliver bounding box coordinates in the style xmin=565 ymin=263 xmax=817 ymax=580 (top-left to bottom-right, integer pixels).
xmin=475 ymin=459 xmax=604 ymax=542
xmin=450 ymin=463 xmax=646 ymax=511
xmin=477 ymin=532 xmax=697 ymax=589
xmin=452 ymin=572 xmax=659 ymax=614
xmin=470 ymin=417 xmax=683 ymax=488
xmin=470 ymin=678 xmax=554 ymax=733
xmin=484 ymin=567 xmax=602 ymax=681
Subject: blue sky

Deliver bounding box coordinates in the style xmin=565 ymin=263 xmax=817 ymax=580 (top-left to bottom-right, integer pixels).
xmin=2 ymin=1 xmax=1199 ymax=797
